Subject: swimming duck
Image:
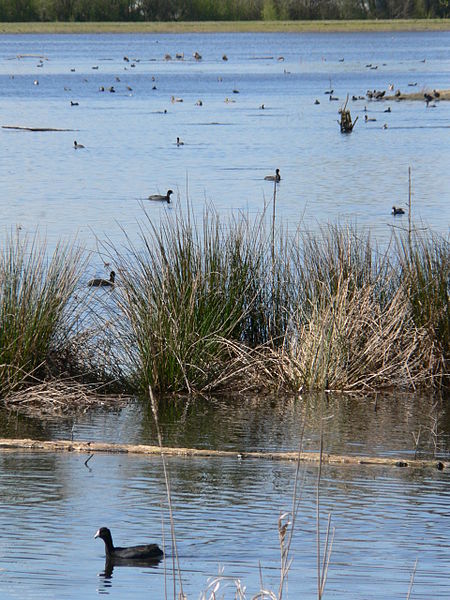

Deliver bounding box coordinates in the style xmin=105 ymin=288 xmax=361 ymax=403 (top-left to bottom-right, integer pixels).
xmin=87 ymin=271 xmax=115 ymax=287
xmin=95 ymin=527 xmax=163 ymax=561
xmin=392 ymin=206 xmax=405 ymax=215
xmin=73 ymin=140 xmax=85 ymax=149
xmin=264 ymin=168 xmax=281 ymax=182
xmin=176 ymin=137 xmax=184 ymax=146
xmin=148 ymin=190 xmax=173 ymax=204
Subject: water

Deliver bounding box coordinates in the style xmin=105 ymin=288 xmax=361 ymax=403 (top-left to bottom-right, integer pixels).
xmin=0 ymin=450 xmax=449 ymax=599
xmin=1 ymin=31 xmax=450 ymax=598
xmin=0 ymin=392 xmax=449 ymax=598
xmin=1 ymin=31 xmax=449 ymax=272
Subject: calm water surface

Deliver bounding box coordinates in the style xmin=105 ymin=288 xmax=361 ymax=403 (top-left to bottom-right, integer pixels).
xmin=1 ymin=393 xmax=450 ymax=599
xmin=1 ymin=32 xmax=450 ymax=598
xmin=1 ymin=31 xmax=449 ymax=270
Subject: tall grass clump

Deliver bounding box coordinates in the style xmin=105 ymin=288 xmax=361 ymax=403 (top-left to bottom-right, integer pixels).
xmin=0 ymin=231 xmax=85 ymax=397
xmin=105 ymin=205 xmax=447 ymax=396
xmin=111 ymin=204 xmax=280 ymax=395
xmin=396 ymin=231 xmax=449 ymax=387
xmin=260 ymin=225 xmax=436 ymax=392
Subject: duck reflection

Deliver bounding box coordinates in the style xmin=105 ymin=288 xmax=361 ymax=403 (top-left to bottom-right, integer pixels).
xmin=99 ymin=554 xmax=163 ymax=582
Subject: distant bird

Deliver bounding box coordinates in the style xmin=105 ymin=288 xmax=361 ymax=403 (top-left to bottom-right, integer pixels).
xmin=73 ymin=140 xmax=85 ymax=149
xmin=314 ymin=99 xmax=320 ymax=105
xmin=33 ymin=79 xmax=39 ymax=85
xmin=384 ymin=107 xmax=391 ymax=113
xmin=88 ymin=271 xmax=115 ymax=287
xmin=148 ymin=190 xmax=173 ymax=204
xmin=193 ymin=51 xmax=202 ymax=60
xmin=264 ymin=168 xmax=281 ymax=182
xmin=222 ymin=54 xmax=228 ymax=61
xmin=95 ymin=527 xmax=163 ymax=561
xmin=392 ymin=206 xmax=405 ymax=216
xmin=123 ymin=56 xmax=129 ymax=62
xmin=259 ymin=103 xmax=265 ymax=109
xmin=176 ymin=137 xmax=184 ymax=146
xmin=364 ymin=115 xmax=376 ymax=122
xmin=92 ymin=66 xmax=99 ymax=70
xmin=195 ymin=99 xmax=203 ymax=106
xmin=433 ymin=89 xmax=440 ymax=98
xmin=171 ymin=96 xmax=183 ymax=103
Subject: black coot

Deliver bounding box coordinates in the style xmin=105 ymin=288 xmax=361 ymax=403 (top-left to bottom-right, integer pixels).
xmin=94 ymin=527 xmax=164 ymax=560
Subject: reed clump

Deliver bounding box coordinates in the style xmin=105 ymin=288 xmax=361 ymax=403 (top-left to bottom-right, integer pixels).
xmin=1 ymin=215 xmax=447 ymax=404
xmin=0 ymin=231 xmax=85 ymax=398
xmin=105 ymin=206 xmax=448 ymax=397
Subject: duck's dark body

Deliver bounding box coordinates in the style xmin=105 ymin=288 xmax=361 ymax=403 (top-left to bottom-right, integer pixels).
xmin=87 ymin=271 xmax=115 ymax=287
xmin=95 ymin=527 xmax=163 ymax=561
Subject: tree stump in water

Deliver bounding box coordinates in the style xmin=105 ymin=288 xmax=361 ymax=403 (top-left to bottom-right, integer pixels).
xmin=338 ymin=95 xmax=358 ymax=133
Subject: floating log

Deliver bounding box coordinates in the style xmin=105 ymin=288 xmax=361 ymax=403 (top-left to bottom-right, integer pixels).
xmin=2 ymin=125 xmax=75 ymax=132
xmin=0 ymin=438 xmax=446 ymax=470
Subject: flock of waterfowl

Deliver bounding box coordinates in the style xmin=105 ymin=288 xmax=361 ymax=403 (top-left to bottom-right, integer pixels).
xmin=14 ymin=46 xmax=444 ymax=293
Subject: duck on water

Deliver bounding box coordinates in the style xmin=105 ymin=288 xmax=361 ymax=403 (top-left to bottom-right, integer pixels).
xmin=87 ymin=271 xmax=115 ymax=287
xmin=264 ymin=168 xmax=281 ymax=182
xmin=94 ymin=527 xmax=164 ymax=561
xmin=148 ymin=189 xmax=173 ymax=203
xmin=392 ymin=206 xmax=405 ymax=215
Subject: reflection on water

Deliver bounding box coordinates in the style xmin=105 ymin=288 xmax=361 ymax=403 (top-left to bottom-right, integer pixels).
xmin=2 ymin=391 xmax=446 ymax=459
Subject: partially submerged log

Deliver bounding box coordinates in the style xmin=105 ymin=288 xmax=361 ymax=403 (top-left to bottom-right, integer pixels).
xmin=338 ymin=95 xmax=358 ymax=133
xmin=2 ymin=125 xmax=75 ymax=132
xmin=0 ymin=438 xmax=446 ymax=470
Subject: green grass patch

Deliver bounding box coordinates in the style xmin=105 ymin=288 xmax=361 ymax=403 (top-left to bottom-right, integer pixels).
xmin=0 ymin=231 xmax=85 ymax=397
xmin=0 ymin=19 xmax=449 ymax=35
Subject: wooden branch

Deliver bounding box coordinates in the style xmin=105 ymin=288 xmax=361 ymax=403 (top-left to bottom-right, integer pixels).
xmin=0 ymin=438 xmax=446 ymax=470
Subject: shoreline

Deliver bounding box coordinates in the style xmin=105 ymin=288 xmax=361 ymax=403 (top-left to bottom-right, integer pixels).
xmin=0 ymin=19 xmax=450 ymax=35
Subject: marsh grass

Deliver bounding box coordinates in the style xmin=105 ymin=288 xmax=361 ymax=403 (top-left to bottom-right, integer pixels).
xmin=1 ymin=209 xmax=447 ymax=402
xmin=108 ymin=203 xmax=292 ymax=395
xmin=98 ymin=205 xmax=448 ymax=397
xmin=396 ymin=232 xmax=449 ymax=387
xmin=0 ymin=231 xmax=85 ymax=397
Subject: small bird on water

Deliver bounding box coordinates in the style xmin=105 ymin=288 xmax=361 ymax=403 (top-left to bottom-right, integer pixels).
xmin=73 ymin=140 xmax=85 ymax=149
xmin=392 ymin=206 xmax=405 ymax=216
xmin=87 ymin=271 xmax=115 ymax=287
xmin=148 ymin=190 xmax=173 ymax=204
xmin=264 ymin=168 xmax=281 ymax=182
